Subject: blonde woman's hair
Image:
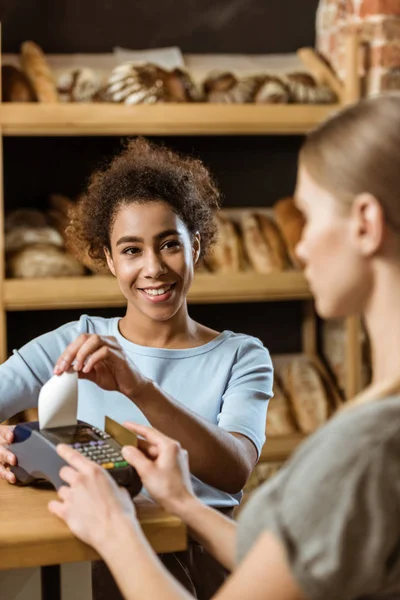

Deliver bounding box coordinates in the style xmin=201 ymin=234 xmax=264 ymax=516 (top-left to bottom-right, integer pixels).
xmin=300 ymin=92 xmax=400 ymax=408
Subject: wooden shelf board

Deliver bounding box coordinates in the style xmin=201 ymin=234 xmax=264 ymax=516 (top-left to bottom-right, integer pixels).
xmin=1 ymin=103 xmax=341 ymax=136
xmin=3 ymin=271 xmax=311 ymax=311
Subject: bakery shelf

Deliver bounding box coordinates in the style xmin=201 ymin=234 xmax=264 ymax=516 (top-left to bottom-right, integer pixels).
xmin=0 ymin=103 xmax=340 ymax=136
xmin=259 ymin=353 xmax=343 ymax=462
xmin=3 ymin=271 xmax=311 ymax=311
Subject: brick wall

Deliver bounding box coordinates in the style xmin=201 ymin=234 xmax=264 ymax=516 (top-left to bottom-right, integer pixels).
xmin=316 ymin=0 xmax=400 ymax=95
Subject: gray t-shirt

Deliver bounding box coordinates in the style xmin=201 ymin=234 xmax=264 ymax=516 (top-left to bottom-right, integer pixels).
xmin=238 ymin=397 xmax=400 ymax=600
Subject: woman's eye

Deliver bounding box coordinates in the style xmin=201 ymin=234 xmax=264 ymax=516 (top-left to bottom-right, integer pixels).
xmin=162 ymin=240 xmax=181 ymax=250
xmin=122 ymin=247 xmax=141 ymax=255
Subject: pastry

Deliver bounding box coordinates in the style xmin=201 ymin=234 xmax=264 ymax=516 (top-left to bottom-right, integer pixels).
xmin=163 ymin=68 xmax=202 ymax=102
xmin=284 ymin=72 xmax=337 ymax=104
xmin=20 ymin=41 xmax=58 ymax=102
xmin=279 ymin=357 xmax=330 ymax=434
xmin=203 ymin=71 xmax=261 ymax=103
xmin=273 ymin=197 xmax=305 ymax=269
xmin=102 ymin=63 xmax=166 ymax=104
xmin=57 ymin=68 xmax=102 ymax=102
xmin=2 ymin=65 xmax=37 ymax=102
xmin=253 ymin=76 xmax=290 ymax=104
xmin=266 ymin=377 xmax=298 ymax=436
xmin=205 ymin=213 xmax=243 ymax=273
xmin=8 ymin=244 xmax=85 ymax=278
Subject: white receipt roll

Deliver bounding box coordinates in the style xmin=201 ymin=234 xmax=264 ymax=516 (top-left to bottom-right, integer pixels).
xmin=38 ymin=370 xmax=78 ymax=430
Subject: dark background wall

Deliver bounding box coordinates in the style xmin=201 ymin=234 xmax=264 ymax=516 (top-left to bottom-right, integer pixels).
xmin=1 ymin=0 xmax=319 ymax=355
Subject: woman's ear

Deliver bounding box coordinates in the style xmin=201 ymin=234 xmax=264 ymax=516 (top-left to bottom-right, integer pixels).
xmin=192 ymin=233 xmax=201 ymax=264
xmin=104 ymin=247 xmax=116 ymax=277
xmin=351 ymin=193 xmax=385 ymax=256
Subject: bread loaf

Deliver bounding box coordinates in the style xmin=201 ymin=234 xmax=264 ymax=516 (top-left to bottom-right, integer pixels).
xmin=2 ymin=65 xmax=36 ymax=102
xmin=241 ymin=213 xmax=288 ymax=273
xmin=205 ymin=213 xmax=243 ymax=273
xmin=8 ymin=244 xmax=85 ymax=278
xmin=5 ymin=209 xmax=64 ymax=253
xmin=279 ymin=357 xmax=330 ymax=434
xmin=266 ymin=377 xmax=298 ymax=436
xmin=20 ymin=41 xmax=58 ymax=102
xmin=241 ymin=214 xmax=276 ymax=273
xmin=48 ymin=194 xmax=109 ymax=274
xmin=256 ymin=213 xmax=289 ymax=270
xmin=273 ymin=197 xmax=305 ymax=269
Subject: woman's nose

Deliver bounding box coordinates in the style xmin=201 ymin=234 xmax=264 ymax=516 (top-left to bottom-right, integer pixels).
xmin=294 ymin=235 xmax=307 ymax=267
xmin=143 ymin=251 xmax=167 ymax=278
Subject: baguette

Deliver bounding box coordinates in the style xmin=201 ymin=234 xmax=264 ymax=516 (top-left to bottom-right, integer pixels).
xmin=20 ymin=41 xmax=58 ymax=102
xmin=273 ymin=197 xmax=305 ymax=269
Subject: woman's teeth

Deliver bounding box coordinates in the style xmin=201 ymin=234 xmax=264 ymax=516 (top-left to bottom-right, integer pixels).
xmin=143 ymin=285 xmax=172 ymax=296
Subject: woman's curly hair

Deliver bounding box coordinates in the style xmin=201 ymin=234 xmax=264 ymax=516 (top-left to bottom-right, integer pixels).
xmin=67 ymin=137 xmax=221 ymax=269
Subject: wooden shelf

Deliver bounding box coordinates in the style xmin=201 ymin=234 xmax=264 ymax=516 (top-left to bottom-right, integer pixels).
xmin=3 ymin=271 xmax=311 ymax=311
xmin=0 ymin=103 xmax=341 ymax=136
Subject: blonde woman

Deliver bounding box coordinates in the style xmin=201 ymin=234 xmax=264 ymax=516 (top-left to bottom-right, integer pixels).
xmin=50 ymin=93 xmax=400 ymax=599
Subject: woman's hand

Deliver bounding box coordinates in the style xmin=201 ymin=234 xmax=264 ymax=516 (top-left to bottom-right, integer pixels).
xmin=54 ymin=334 xmax=148 ymax=400
xmin=121 ymin=423 xmax=195 ymax=514
xmin=48 ymin=444 xmax=137 ymax=552
xmin=0 ymin=425 xmax=16 ymax=484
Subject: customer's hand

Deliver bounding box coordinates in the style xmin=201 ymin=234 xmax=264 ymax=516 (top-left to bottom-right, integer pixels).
xmin=120 ymin=423 xmax=194 ymax=514
xmin=0 ymin=425 xmax=16 ymax=483
xmin=54 ymin=334 xmax=149 ymax=400
xmin=48 ymin=444 xmax=137 ymax=551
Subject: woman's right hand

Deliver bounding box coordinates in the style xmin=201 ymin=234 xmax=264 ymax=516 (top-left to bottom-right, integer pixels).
xmin=121 ymin=423 xmax=195 ymax=515
xmin=0 ymin=425 xmax=16 ymax=483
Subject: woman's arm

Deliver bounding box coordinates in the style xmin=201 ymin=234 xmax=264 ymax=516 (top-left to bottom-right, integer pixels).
xmin=49 ymin=439 xmax=304 ymax=600
xmin=55 ymin=333 xmax=270 ymax=493
xmin=132 ymin=380 xmax=257 ymax=493
xmin=123 ymin=423 xmax=237 ymax=570
xmin=103 ymin=522 xmax=303 ymax=600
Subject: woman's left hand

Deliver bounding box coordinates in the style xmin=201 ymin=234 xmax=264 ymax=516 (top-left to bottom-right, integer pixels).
xmin=54 ymin=334 xmax=148 ymax=400
xmin=48 ymin=444 xmax=137 ymax=551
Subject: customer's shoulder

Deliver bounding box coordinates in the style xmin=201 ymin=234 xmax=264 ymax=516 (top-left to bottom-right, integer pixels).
xmin=294 ymin=396 xmax=400 ymax=470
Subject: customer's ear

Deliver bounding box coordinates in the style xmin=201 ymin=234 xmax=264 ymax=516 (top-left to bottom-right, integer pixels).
xmin=351 ymin=193 xmax=385 ymax=256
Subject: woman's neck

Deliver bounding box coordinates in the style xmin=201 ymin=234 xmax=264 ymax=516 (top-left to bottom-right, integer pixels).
xmin=364 ymin=261 xmax=400 ymax=385
xmin=118 ymin=302 xmax=200 ymax=348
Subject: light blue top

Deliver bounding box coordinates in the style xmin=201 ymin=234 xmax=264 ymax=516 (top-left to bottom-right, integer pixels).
xmin=0 ymin=315 xmax=273 ymax=507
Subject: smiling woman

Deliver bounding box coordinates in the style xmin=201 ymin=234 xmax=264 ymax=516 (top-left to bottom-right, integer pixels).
xmin=0 ymin=138 xmax=273 ymax=599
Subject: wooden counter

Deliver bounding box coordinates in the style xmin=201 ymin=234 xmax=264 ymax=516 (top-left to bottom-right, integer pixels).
xmin=0 ymin=479 xmax=187 ymax=570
